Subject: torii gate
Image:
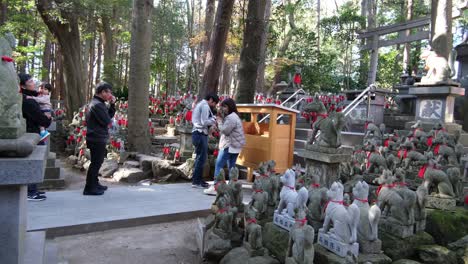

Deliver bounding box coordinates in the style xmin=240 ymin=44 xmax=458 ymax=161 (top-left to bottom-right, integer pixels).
xmin=358 ymin=0 xmax=468 ymax=86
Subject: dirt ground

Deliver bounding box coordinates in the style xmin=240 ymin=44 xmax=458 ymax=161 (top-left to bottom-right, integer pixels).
xmin=50 ymin=219 xmax=203 ymax=264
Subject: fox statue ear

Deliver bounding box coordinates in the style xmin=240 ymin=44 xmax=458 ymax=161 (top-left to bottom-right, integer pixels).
xmin=331 ymin=182 xmax=338 ymax=190
xmin=355 ymin=181 xmax=362 ymax=190
xmin=362 ymin=181 xmax=369 ymax=189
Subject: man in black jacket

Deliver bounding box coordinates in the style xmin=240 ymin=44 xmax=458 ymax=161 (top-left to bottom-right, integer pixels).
xmin=19 ymin=73 xmax=52 ymax=201
xmin=84 ymin=82 xmax=116 ymax=195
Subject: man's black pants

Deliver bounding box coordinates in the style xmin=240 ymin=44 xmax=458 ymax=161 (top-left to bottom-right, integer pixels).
xmin=85 ymin=141 xmax=107 ymax=190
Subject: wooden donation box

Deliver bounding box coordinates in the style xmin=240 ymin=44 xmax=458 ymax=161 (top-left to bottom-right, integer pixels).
xmin=236 ymin=104 xmax=299 ymax=181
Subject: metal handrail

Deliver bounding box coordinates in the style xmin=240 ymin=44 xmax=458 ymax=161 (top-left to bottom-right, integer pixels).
xmin=258 ymin=88 xmax=307 ymax=123
xmin=277 ymin=96 xmax=306 ymax=121
xmin=342 ymin=84 xmax=375 ymax=115
xmin=344 ymin=95 xmax=368 ymax=117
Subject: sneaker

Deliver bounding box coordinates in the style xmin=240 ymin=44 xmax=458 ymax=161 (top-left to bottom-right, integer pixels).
xmin=83 ymin=188 xmax=104 ymax=196
xmin=39 ymin=130 xmax=50 ymax=142
xmin=27 ymin=193 xmax=46 ymax=201
xmin=203 ymin=185 xmax=217 ymax=196
xmin=191 ymin=183 xmax=209 ymax=189
xmin=97 ymin=183 xmax=108 ymax=191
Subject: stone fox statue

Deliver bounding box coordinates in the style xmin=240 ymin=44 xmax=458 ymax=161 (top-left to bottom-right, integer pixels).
xmin=374 ymin=170 xmax=416 ymax=226
xmin=276 ymin=169 xmax=309 ymax=218
xmin=420 ymin=48 xmax=456 ymax=83
xmin=420 ymin=153 xmax=455 ymax=198
xmin=303 ymin=96 xmax=345 ymax=148
xmin=352 ymin=181 xmax=381 ymax=242
xmin=322 ymin=182 xmax=360 ymax=244
xmin=366 ymin=144 xmax=387 ymax=174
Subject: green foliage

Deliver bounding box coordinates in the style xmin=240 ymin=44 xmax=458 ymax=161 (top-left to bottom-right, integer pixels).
xmin=376 ymin=49 xmax=403 ymax=89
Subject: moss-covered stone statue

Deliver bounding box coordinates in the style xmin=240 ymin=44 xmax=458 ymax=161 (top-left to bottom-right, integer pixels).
xmin=302 ymin=96 xmax=345 ymax=149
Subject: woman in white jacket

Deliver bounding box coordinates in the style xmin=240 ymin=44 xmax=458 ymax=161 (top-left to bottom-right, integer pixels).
xmin=204 ymin=98 xmax=246 ymax=195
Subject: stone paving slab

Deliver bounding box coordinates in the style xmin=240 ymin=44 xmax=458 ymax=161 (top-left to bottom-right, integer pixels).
xmin=27 ymin=183 xmax=220 ymax=237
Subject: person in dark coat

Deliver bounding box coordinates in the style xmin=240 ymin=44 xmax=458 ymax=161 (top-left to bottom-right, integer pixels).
xmin=19 ymin=73 xmax=52 ymax=201
xmin=84 ymin=82 xmax=116 ymax=195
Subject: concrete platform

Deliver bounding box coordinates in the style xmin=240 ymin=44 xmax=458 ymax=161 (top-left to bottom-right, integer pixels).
xmin=27 ymin=183 xmax=217 ymax=238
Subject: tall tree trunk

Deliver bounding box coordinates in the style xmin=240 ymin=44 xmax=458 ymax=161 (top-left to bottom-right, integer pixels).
xmin=17 ymin=37 xmax=28 ymax=73
xmin=124 ymin=52 xmax=129 ymax=88
xmin=316 ymin=0 xmax=320 ymax=54
xmin=222 ymin=61 xmax=231 ymax=95
xmin=127 ymin=0 xmax=153 ymax=153
xmin=366 ymin=0 xmax=378 ymax=86
xmin=0 ymin=0 xmax=7 ymax=26
xmin=41 ymin=35 xmax=52 ymax=82
xmin=236 ymin=0 xmax=267 ymax=103
xmin=358 ymin=0 xmax=368 ymax=87
xmin=199 ymin=0 xmax=235 ymax=97
xmin=37 ymin=0 xmax=85 ymax=119
xmin=403 ymin=0 xmax=414 ymax=73
xmin=186 ymin=0 xmax=195 ymax=92
xmin=203 ymin=0 xmax=216 ymax=65
xmin=256 ymin=0 xmax=272 ymax=94
xmin=87 ymin=24 xmax=96 ymax=100
xmin=102 ymin=13 xmax=117 ymax=87
xmin=95 ymin=34 xmax=102 ymax=85
xmin=271 ymin=0 xmax=300 ymax=90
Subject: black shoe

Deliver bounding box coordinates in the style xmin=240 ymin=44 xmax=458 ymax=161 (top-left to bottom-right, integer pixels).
xmin=37 ymin=191 xmax=46 ymax=195
xmin=97 ymin=184 xmax=108 ymax=191
xmin=28 ymin=193 xmax=46 ymax=201
xmin=83 ymin=189 xmax=104 ymax=196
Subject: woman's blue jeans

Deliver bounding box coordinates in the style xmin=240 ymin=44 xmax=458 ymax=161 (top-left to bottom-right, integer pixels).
xmin=214 ymin=147 xmax=239 ymax=182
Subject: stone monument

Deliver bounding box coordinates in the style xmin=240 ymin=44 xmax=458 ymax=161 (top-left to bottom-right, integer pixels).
xmin=0 ymin=34 xmax=47 ymax=264
xmin=406 ymin=0 xmax=465 ymax=133
xmin=296 ymin=98 xmax=351 ymax=188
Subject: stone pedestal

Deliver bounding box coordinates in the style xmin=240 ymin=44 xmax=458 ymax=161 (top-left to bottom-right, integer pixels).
xmin=405 ymin=85 xmax=465 ymax=133
xmin=318 ymin=229 xmax=359 ymax=257
xmin=176 ymin=126 xmax=193 ymax=161
xmin=379 ymin=218 xmax=414 ymax=239
xmin=273 ymin=211 xmax=295 ymax=231
xmin=359 ymin=239 xmax=382 ymax=254
xmin=296 ymin=148 xmax=351 ymax=188
xmin=425 ymin=195 xmax=456 ymax=210
xmin=0 ymin=146 xmax=47 ymax=264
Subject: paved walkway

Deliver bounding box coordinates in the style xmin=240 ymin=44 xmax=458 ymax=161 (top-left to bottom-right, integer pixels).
xmin=27 ymin=183 xmax=218 ymax=236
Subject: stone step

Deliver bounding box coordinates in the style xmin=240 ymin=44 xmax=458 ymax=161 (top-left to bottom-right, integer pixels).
xmin=44 ymin=167 xmax=61 ymax=180
xmin=151 ymin=135 xmax=179 ymax=146
xmin=24 ymin=231 xmax=46 ymax=264
xmin=295 ymin=128 xmax=312 ymax=140
xmin=48 ymin=152 xmax=56 ymax=160
xmin=39 ymin=178 xmax=66 ymax=190
xmin=294 ymin=139 xmax=306 ymax=150
xmin=295 ymin=122 xmax=310 ymax=129
xmin=27 ymin=184 xmax=221 ymax=238
xmin=46 ymin=152 xmax=57 ymax=167
xmin=46 ymin=158 xmax=55 ymax=168
xmin=341 ymin=131 xmax=364 ymax=147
